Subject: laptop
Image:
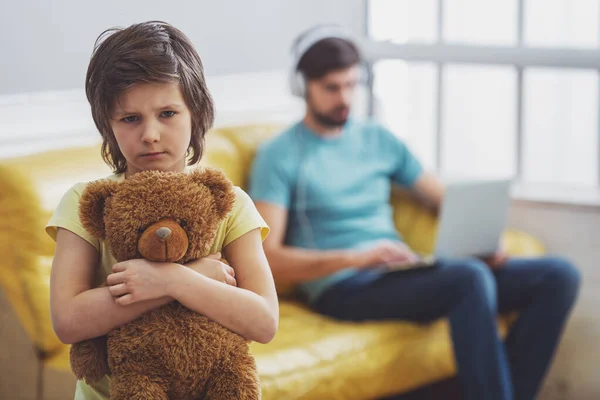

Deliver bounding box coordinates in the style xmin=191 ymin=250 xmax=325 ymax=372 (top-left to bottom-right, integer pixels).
xmin=385 ymin=179 xmax=512 ymax=271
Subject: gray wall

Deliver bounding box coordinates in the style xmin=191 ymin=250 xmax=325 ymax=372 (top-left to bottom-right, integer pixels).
xmin=0 ymin=0 xmax=365 ymax=95
xmin=508 ymin=201 xmax=600 ymax=399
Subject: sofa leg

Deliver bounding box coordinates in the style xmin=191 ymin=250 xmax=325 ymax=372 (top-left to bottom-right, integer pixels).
xmin=36 ymin=356 xmax=44 ymax=400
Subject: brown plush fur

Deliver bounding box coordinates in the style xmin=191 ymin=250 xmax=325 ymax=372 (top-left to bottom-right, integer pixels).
xmin=70 ymin=167 xmax=261 ymax=400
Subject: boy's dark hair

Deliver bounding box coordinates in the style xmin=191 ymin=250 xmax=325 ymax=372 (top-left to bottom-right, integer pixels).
xmin=296 ymin=37 xmax=361 ymax=80
xmin=86 ymin=21 xmax=214 ymax=173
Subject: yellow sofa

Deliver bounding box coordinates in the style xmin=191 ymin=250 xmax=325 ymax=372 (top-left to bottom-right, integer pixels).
xmin=0 ymin=124 xmax=545 ymax=400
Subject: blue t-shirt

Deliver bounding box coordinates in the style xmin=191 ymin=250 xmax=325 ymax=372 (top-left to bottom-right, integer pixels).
xmin=248 ymin=119 xmax=423 ymax=302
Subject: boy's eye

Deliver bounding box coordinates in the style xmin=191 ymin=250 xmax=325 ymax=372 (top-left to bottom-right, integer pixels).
xmin=122 ymin=115 xmax=139 ymax=123
xmin=161 ymin=111 xmax=176 ymax=118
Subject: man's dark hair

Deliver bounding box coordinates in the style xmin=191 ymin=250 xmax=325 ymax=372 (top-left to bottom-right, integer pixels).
xmin=297 ymin=37 xmax=361 ymax=80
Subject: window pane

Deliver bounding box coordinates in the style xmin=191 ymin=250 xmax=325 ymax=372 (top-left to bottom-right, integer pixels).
xmin=525 ymin=0 xmax=599 ymax=48
xmin=444 ymin=0 xmax=517 ymax=45
xmin=523 ymin=68 xmax=598 ymax=186
xmin=373 ymin=61 xmax=437 ymax=170
xmin=368 ymin=0 xmax=438 ymax=43
xmin=442 ymin=65 xmax=517 ymax=179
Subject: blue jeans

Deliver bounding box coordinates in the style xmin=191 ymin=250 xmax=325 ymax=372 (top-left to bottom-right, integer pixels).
xmin=313 ymin=257 xmax=581 ymax=400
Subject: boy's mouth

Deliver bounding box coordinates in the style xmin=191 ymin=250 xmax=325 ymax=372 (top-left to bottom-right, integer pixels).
xmin=141 ymin=151 xmax=166 ymax=159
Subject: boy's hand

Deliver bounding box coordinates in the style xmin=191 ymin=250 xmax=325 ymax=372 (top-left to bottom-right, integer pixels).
xmin=185 ymin=253 xmax=237 ymax=287
xmin=107 ymin=259 xmax=177 ymax=306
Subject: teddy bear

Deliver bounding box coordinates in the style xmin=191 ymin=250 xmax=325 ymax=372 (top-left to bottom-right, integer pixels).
xmin=69 ymin=167 xmax=261 ymax=400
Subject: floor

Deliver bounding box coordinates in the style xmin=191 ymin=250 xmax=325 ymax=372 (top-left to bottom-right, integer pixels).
xmin=382 ymin=377 xmax=463 ymax=400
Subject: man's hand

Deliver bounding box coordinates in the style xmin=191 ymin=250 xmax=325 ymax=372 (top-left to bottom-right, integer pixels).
xmin=481 ymin=246 xmax=509 ymax=269
xmin=355 ymin=240 xmax=420 ymax=269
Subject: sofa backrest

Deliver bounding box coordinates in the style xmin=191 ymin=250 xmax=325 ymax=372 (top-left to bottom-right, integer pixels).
xmin=0 ymin=123 xmax=439 ymax=353
xmin=0 ymin=124 xmax=299 ymax=351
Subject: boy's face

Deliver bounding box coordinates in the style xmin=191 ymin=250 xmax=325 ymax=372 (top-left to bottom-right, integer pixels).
xmin=111 ymin=82 xmax=192 ymax=177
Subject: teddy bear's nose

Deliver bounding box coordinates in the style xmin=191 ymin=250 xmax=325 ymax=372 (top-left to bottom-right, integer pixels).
xmin=156 ymin=227 xmax=172 ymax=240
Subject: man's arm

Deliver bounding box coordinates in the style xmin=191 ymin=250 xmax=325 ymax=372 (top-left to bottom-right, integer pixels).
xmin=411 ymin=171 xmax=445 ymax=213
xmin=384 ymin=125 xmax=444 ymax=213
xmin=249 ymin=144 xmax=356 ymax=284
xmin=255 ymin=202 xmax=420 ymax=284
xmin=255 ymin=202 xmax=359 ymax=285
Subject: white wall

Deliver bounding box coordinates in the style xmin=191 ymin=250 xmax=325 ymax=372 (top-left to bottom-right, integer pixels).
xmin=0 ymin=0 xmax=365 ymax=95
xmin=508 ymin=201 xmax=600 ymax=400
xmin=0 ymin=69 xmax=372 ymax=159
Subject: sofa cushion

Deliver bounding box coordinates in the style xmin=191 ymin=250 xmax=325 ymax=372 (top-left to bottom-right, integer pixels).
xmin=215 ymin=124 xmax=284 ymax=189
xmin=41 ymin=298 xmax=512 ymax=400
xmin=200 ymin=130 xmax=247 ymax=187
xmin=250 ymin=301 xmax=512 ymax=400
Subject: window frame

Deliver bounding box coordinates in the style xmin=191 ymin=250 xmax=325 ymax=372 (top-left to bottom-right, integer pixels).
xmin=363 ymin=0 xmax=600 ymax=186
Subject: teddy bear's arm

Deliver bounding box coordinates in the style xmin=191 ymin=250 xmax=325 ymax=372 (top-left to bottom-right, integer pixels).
xmin=69 ymin=334 xmax=109 ymax=384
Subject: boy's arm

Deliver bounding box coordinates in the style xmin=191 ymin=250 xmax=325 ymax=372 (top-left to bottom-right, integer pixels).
xmin=172 ymin=228 xmax=279 ymax=344
xmin=50 ymin=228 xmax=171 ymax=344
xmin=107 ymin=229 xmax=280 ymax=344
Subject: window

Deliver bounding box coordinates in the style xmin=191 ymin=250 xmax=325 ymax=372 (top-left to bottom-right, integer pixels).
xmin=442 ymin=65 xmax=517 ymax=179
xmin=368 ymin=0 xmax=438 ymax=44
xmin=523 ymin=68 xmax=598 ymax=186
xmin=444 ymin=0 xmax=517 ymax=46
xmin=366 ymin=0 xmax=600 ymax=187
xmin=373 ymin=61 xmax=437 ymax=169
xmin=525 ymin=0 xmax=599 ymax=48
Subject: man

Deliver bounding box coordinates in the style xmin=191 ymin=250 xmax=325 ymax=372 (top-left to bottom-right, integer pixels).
xmin=248 ymin=25 xmax=580 ymax=400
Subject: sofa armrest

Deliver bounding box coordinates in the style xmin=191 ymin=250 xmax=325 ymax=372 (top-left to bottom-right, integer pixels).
xmin=390 ymin=188 xmax=546 ymax=258
xmin=391 ymin=189 xmax=438 ymax=255
xmin=0 ymin=165 xmax=65 ymax=356
xmin=0 ymin=255 xmax=63 ymax=357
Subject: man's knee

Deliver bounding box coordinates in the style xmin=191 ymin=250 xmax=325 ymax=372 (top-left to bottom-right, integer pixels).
xmin=542 ymin=256 xmax=582 ymax=303
xmin=447 ymin=258 xmax=497 ymax=310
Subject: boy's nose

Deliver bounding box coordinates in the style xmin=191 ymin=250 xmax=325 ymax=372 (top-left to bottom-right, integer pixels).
xmin=141 ymin=121 xmax=161 ymax=143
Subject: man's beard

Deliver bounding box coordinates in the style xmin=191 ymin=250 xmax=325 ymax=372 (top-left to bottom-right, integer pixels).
xmin=309 ymin=105 xmax=350 ymax=128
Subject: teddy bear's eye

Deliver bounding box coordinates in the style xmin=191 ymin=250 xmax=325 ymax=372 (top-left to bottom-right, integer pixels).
xmin=137 ymin=227 xmax=145 ymax=234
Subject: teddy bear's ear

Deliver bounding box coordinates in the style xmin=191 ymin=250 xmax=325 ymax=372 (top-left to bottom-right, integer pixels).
xmin=189 ymin=167 xmax=235 ymax=219
xmin=78 ymin=179 xmax=119 ymax=240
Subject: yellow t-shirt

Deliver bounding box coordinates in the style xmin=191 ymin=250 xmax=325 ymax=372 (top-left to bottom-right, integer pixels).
xmin=45 ymin=172 xmax=269 ymax=399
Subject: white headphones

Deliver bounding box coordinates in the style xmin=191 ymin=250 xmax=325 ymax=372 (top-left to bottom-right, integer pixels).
xmin=289 ymin=25 xmax=363 ymax=98
xmin=289 ymin=26 xmax=366 ymax=249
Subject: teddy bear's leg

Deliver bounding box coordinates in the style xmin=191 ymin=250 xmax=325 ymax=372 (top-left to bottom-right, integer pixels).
xmin=110 ymin=372 xmax=169 ymax=400
xmin=69 ymin=335 xmax=109 ymax=384
xmin=201 ymin=351 xmax=261 ymax=400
